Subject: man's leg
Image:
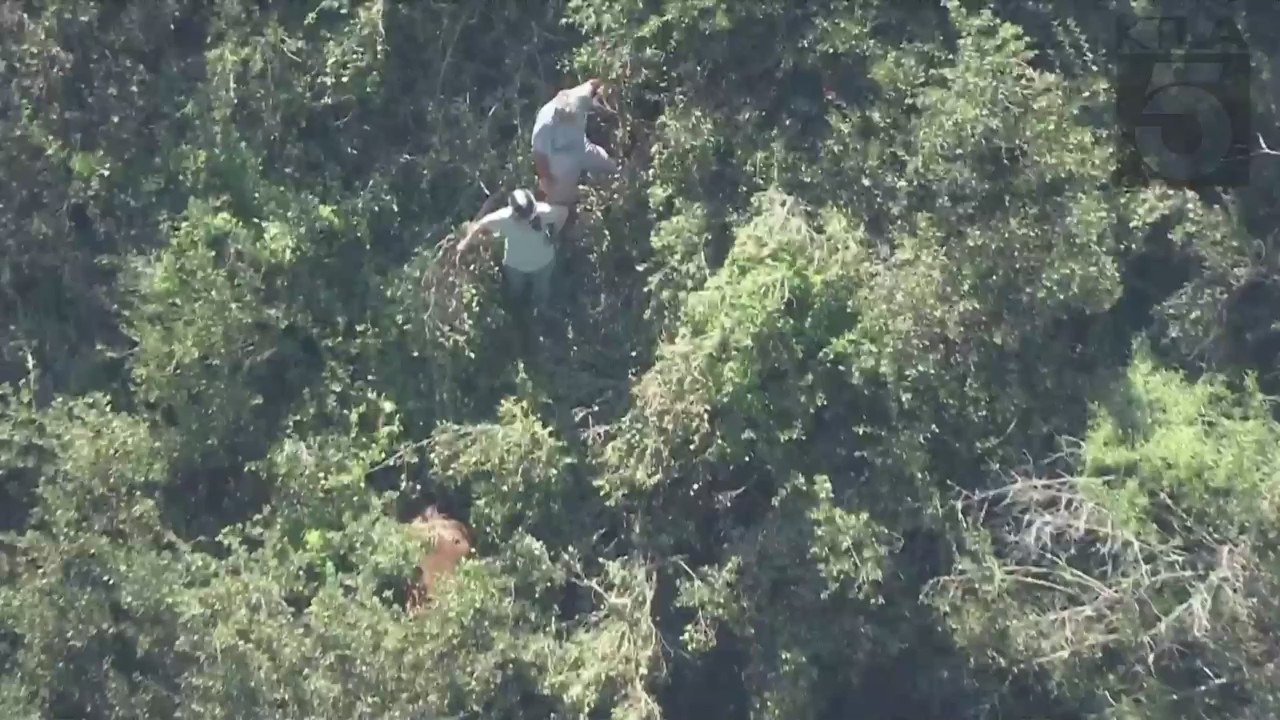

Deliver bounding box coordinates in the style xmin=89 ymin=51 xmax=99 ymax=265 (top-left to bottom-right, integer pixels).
xmin=502 ymin=264 xmax=531 ymax=310
xmin=502 ymin=265 xmax=538 ymax=351
xmin=530 ymin=261 xmax=554 ymax=310
xmin=561 ymin=203 xmax=580 ymax=237
xmin=541 ymin=153 xmax=587 ymax=238
xmin=583 ymin=142 xmax=618 ymax=178
xmin=544 ymin=173 xmax=581 ymax=239
xmin=545 ymin=175 xmax=579 ymax=205
xmin=564 ymin=144 xmax=615 ymax=236
xmin=530 ymin=260 xmax=567 ymax=348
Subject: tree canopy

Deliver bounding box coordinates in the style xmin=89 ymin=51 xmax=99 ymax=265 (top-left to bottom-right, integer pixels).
xmin=2 ymin=1 xmax=1279 ymax=718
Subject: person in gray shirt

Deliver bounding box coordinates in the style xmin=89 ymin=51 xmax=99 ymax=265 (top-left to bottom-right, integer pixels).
xmin=531 ymin=78 xmax=618 ymax=235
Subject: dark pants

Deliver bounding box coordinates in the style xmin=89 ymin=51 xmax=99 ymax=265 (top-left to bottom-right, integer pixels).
xmin=502 ymin=262 xmax=553 ymax=309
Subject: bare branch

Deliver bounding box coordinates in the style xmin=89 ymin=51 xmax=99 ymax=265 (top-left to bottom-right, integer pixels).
xmin=1254 ymin=133 xmax=1280 ymax=157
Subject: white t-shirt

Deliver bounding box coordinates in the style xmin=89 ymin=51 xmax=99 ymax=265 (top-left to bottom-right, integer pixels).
xmin=532 ymin=82 xmax=594 ymax=160
xmin=473 ymin=203 xmax=568 ymax=273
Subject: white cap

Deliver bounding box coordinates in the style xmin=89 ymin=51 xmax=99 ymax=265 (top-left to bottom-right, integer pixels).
xmin=509 ymin=188 xmax=537 ymax=218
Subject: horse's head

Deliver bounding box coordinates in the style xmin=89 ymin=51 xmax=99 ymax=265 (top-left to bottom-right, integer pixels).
xmin=406 ymin=505 xmax=472 ymax=612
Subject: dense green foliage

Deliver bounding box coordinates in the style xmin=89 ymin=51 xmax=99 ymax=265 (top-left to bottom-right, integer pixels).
xmin=2 ymin=1 xmax=1279 ymax=718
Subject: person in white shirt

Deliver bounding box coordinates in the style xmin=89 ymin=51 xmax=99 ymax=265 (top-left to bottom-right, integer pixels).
xmin=531 ymin=78 xmax=618 ymax=234
xmin=456 ymin=188 xmax=568 ymax=310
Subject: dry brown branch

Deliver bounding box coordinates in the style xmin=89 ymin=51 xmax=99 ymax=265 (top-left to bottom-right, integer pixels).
xmin=434 ymin=4 xmax=483 ymax=101
xmin=558 ymin=554 xmax=667 ymax=718
xmin=420 ymin=247 xmax=469 ymax=331
xmin=934 ymin=469 xmax=1270 ymax=677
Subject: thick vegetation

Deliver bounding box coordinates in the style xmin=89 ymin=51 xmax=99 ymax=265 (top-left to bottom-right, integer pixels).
xmin=2 ymin=1 xmax=1278 ymax=718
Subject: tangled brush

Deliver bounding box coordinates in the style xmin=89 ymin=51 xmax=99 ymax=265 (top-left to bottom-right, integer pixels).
xmin=419 ymin=234 xmax=471 ymax=332
xmin=417 ymin=190 xmax=506 ymax=339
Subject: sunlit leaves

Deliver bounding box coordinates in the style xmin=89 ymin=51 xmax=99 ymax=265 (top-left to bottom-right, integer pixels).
xmin=2 ymin=0 xmax=1277 ymax=717
xmin=428 ymin=396 xmax=586 ymax=551
xmin=931 ymin=354 xmax=1280 ymax=715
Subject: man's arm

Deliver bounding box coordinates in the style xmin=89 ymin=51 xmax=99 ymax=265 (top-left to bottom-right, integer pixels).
xmin=540 ymin=205 xmax=570 ymax=239
xmin=531 ymin=111 xmax=556 ymax=198
xmin=456 ymin=210 xmax=505 ymax=252
xmin=533 ymin=151 xmax=553 ymax=197
xmin=563 ymin=79 xmax=601 ymax=111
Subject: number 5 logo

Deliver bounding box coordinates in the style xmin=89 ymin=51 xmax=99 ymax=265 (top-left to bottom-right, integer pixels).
xmin=1134 ymin=61 xmax=1234 ymax=182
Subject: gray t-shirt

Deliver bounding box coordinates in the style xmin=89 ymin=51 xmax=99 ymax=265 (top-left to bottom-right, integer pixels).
xmin=531 ymin=82 xmax=595 ymax=159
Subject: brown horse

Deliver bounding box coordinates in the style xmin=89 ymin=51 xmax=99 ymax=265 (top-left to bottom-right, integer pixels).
xmin=404 ymin=505 xmax=472 ymax=613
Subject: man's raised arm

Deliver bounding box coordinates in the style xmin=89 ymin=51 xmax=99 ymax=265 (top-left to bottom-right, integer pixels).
xmin=564 ymin=79 xmax=601 ymax=112
xmin=532 ymin=151 xmax=553 ymax=199
xmin=456 ymin=209 xmax=506 ymax=253
xmin=542 ymin=204 xmax=570 ymax=239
